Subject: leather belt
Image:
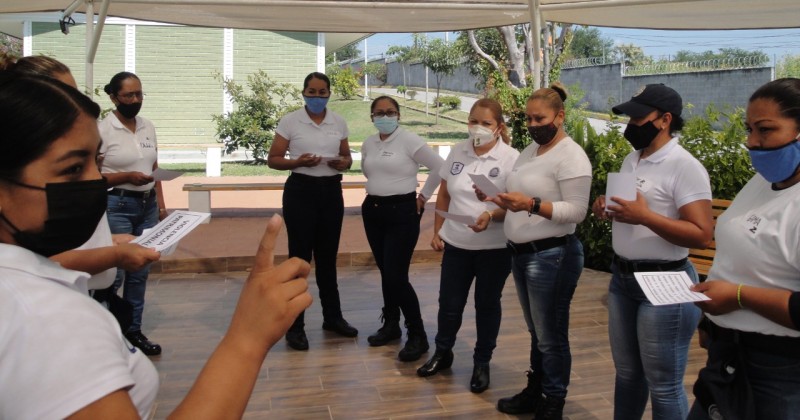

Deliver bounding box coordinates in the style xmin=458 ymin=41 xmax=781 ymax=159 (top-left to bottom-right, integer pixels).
xmin=507 ymin=235 xmax=568 ymax=255
xmin=365 ymin=192 xmax=416 ymax=205
xmin=706 ymin=321 xmax=800 ymax=358
xmin=108 ymin=188 xmax=155 ymax=199
xmin=613 ymin=254 xmax=687 ymax=274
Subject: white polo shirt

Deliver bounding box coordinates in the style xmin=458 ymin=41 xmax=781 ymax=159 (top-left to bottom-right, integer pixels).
xmin=706 ymin=175 xmax=800 ymax=337
xmin=98 ymin=113 xmax=158 ymax=192
xmin=276 ymin=107 xmax=349 ymax=177
xmin=0 ymin=244 xmax=159 ymax=419
xmin=362 ymin=127 xmax=443 ymax=199
xmin=76 ymin=215 xmax=116 ymax=290
xmin=438 ymin=140 xmax=519 ymax=250
xmin=612 ymin=137 xmax=711 ymax=261
xmin=504 ymin=137 xmax=592 ymax=243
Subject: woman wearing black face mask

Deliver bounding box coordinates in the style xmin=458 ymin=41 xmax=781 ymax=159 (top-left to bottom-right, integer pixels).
xmin=96 ymin=71 xmax=166 ymax=356
xmin=591 ymin=84 xmax=714 ymax=420
xmin=484 ymin=83 xmax=592 ymax=419
xmin=0 ymin=71 xmax=313 ymax=420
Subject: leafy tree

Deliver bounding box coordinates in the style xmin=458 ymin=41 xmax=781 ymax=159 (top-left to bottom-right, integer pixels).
xmin=326 ymin=43 xmax=360 ymax=64
xmin=362 ymin=62 xmax=387 ymax=85
xmin=327 ymin=65 xmax=360 ymax=100
xmin=672 ymin=48 xmax=768 ymax=65
xmin=420 ymin=38 xmax=461 ymax=123
xmin=613 ymin=43 xmax=652 ymax=67
xmin=567 ymin=27 xmax=614 ymax=61
xmin=213 ymin=70 xmax=301 ymax=163
xmin=777 ymin=54 xmax=800 ymax=78
xmin=386 ymin=42 xmax=422 ymax=87
xmin=0 ymin=34 xmax=21 ymax=57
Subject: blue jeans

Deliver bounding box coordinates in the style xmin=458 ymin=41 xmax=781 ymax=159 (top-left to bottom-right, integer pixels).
xmin=687 ymin=336 xmax=800 ymax=419
xmin=608 ymin=259 xmax=702 ymax=420
xmin=436 ymin=243 xmax=511 ymax=364
xmin=511 ymin=234 xmax=583 ymax=399
xmin=362 ymin=194 xmax=424 ymax=329
xmin=106 ymin=194 xmax=159 ymax=333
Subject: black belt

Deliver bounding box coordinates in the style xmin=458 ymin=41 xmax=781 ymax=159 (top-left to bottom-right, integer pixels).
xmin=707 ymin=321 xmax=800 ymax=359
xmin=108 ymin=188 xmax=155 ymax=199
xmin=612 ymin=254 xmax=687 ymax=274
xmin=365 ymin=192 xmax=416 ymax=205
xmin=507 ymin=235 xmax=568 ymax=255
xmin=288 ymin=172 xmax=342 ymax=184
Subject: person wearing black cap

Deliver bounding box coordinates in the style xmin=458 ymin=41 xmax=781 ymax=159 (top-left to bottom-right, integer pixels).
xmin=591 ymin=84 xmax=714 ymax=419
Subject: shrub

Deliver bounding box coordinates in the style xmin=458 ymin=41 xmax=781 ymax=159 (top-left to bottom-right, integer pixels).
xmin=396 ymin=85 xmax=407 ymax=97
xmin=212 ymin=70 xmax=301 ymax=163
xmin=328 ymin=66 xmax=360 ymax=100
xmin=435 ymin=95 xmax=461 ymax=110
xmin=407 ymin=89 xmax=417 ymax=100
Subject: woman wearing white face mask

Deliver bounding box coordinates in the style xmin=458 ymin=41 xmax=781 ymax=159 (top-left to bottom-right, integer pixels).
xmin=361 ymin=96 xmax=443 ymax=362
xmin=418 ymin=99 xmax=519 ymax=394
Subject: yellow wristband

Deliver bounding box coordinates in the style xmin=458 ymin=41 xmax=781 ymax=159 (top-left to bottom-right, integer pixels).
xmin=737 ymin=284 xmax=745 ymax=309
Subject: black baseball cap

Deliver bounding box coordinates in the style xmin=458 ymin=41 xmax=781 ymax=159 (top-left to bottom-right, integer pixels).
xmin=612 ymin=84 xmax=683 ymax=118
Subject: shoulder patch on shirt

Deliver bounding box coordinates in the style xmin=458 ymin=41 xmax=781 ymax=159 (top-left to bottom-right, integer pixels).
xmin=488 ymin=167 xmax=500 ymax=178
xmin=450 ymin=162 xmax=464 ymax=175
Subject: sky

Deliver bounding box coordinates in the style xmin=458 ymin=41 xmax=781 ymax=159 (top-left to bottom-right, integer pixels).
xmin=362 ymin=28 xmax=800 ymax=64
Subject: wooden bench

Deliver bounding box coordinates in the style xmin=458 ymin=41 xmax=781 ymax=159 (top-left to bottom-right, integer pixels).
xmin=688 ymin=198 xmax=732 ymax=277
xmin=182 ymin=181 xmax=367 ymax=216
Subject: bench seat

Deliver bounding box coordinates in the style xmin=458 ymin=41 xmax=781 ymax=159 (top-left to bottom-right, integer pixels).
xmin=688 ymin=198 xmax=732 ymax=278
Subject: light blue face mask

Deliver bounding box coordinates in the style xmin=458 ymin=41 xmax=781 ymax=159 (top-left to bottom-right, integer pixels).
xmin=373 ymin=116 xmax=399 ymax=135
xmin=748 ymin=135 xmax=800 ymax=183
xmin=304 ymin=96 xmax=329 ymax=114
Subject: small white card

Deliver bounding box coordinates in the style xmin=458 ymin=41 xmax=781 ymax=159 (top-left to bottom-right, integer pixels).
xmin=633 ymin=271 xmax=710 ymax=306
xmin=605 ymin=172 xmax=637 ymax=208
xmin=435 ymin=209 xmax=477 ymax=225
xmin=468 ymin=173 xmax=502 ymax=199
xmin=133 ymin=210 xmax=210 ymax=252
xmin=151 ymin=168 xmax=183 ymax=182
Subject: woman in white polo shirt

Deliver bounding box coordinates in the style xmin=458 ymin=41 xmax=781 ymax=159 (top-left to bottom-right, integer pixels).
xmin=591 ymin=84 xmax=713 ymax=420
xmin=416 ymin=98 xmax=519 ymax=394
xmin=687 ymin=78 xmax=800 ymax=419
xmin=361 ymin=95 xmax=444 ymax=362
xmin=267 ymin=72 xmax=356 ymax=351
xmin=97 ymin=71 xmax=166 ymax=357
xmin=489 ymin=83 xmax=591 ymax=419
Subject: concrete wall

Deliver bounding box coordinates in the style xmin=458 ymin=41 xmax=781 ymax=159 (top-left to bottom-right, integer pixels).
xmin=31 ymin=23 xmax=317 ymax=145
xmin=385 ymin=60 xmax=481 ymax=94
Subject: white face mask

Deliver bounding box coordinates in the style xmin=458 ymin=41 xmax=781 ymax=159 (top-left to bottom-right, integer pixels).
xmin=468 ymin=125 xmax=497 ymax=147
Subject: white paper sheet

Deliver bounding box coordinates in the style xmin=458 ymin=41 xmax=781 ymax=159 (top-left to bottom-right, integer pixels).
xmin=435 ymin=209 xmax=477 ymax=225
xmin=605 ymin=172 xmax=637 ymax=208
xmin=151 ymin=168 xmax=183 ymax=182
xmin=633 ymin=271 xmax=711 ymax=306
xmin=132 ymin=210 xmax=210 ymax=252
xmin=468 ymin=173 xmax=502 ymax=199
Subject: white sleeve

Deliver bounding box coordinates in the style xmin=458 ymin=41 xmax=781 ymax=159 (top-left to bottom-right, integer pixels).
xmin=413 ymin=145 xmax=445 ymax=200
xmin=550 ymin=175 xmax=592 ymax=224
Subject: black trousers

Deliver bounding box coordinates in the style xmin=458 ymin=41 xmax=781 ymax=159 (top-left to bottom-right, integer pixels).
xmin=283 ymin=172 xmax=345 ymax=331
xmin=361 ymin=192 xmax=424 ymax=329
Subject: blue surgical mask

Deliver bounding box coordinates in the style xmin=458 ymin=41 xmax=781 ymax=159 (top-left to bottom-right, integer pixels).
xmin=373 ymin=116 xmax=399 ymax=135
xmin=748 ymin=136 xmax=800 ymax=183
xmin=304 ymin=96 xmax=329 ymax=114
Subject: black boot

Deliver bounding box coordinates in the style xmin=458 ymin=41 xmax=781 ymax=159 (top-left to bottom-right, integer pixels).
xmin=416 ymin=348 xmax=454 ymax=377
xmin=534 ymin=395 xmax=565 ymax=420
xmin=367 ymin=307 xmax=402 ymax=347
xmin=398 ymin=321 xmax=429 ymax=362
xmin=469 ymin=362 xmax=490 ymax=393
xmin=496 ymin=370 xmax=542 ymax=414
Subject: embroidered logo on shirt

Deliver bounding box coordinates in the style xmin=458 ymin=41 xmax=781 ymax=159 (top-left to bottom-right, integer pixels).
xmin=745 ymin=213 xmax=761 ymax=235
xmin=450 ymin=162 xmax=464 ymax=175
xmin=381 ymin=150 xmax=394 ymax=158
xmin=489 ymin=167 xmax=500 ymax=178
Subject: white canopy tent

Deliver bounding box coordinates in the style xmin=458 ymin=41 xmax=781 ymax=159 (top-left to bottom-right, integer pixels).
xmin=1 ymin=0 xmax=799 ymax=88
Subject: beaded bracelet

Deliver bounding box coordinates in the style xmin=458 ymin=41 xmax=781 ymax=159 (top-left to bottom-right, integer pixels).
xmin=737 ymin=284 xmax=745 ymax=309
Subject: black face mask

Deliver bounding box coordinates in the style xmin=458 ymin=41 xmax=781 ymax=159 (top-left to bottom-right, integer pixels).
xmin=528 ymin=123 xmax=559 ymax=145
xmin=116 ymin=102 xmax=142 ymax=119
xmin=624 ymin=120 xmax=661 ymax=150
xmin=0 ymin=178 xmax=108 ymax=257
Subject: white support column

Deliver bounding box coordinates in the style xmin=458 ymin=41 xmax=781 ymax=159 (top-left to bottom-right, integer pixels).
xmin=22 ymin=20 xmax=32 ymax=56
xmin=528 ymin=0 xmax=542 ymax=88
xmin=125 ymin=24 xmax=136 ymax=73
xmin=316 ymin=32 xmax=325 ymax=72
xmin=363 ymin=38 xmax=369 ymax=100
xmin=223 ymin=28 xmax=234 ymax=115
xmin=85 ymin=0 xmax=94 ymax=94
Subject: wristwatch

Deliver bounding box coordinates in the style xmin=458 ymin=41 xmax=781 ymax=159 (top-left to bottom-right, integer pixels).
xmin=528 ymin=197 xmax=542 ymax=216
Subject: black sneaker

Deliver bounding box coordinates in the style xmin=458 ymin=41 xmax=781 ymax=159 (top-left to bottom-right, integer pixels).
xmin=125 ymin=331 xmax=162 ymax=356
xmin=535 ymin=395 xmax=565 ymax=420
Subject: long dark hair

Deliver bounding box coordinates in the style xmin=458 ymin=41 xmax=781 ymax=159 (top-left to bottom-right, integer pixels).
xmin=0 ymin=72 xmax=101 ymax=180
xmin=750 ymin=78 xmax=800 ymax=129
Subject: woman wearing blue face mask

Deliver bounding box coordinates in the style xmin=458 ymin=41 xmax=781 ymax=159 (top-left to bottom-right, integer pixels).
xmin=361 ymin=95 xmax=443 ymax=361
xmin=591 ymin=84 xmax=713 ymax=420
xmin=267 ymin=72 xmax=356 ymax=351
xmin=686 ymin=78 xmax=800 ymax=420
